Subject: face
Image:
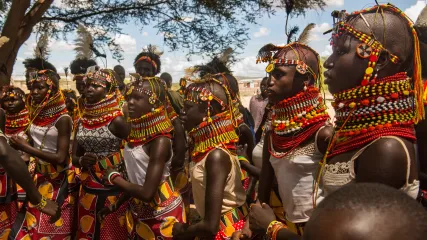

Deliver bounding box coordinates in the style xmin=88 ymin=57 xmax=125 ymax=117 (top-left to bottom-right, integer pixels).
xmin=85 ymin=81 xmax=107 ymax=104
xmin=65 ymin=95 xmax=76 ymax=113
xmin=323 ymin=34 xmax=367 ymax=94
xmin=180 ymin=100 xmax=207 ymax=132
xmin=260 ymin=79 xmax=268 ymax=98
xmin=75 ymin=77 xmax=86 ymax=96
xmin=135 ymin=61 xmax=155 ymax=78
xmin=125 ymin=86 xmax=154 ymax=119
xmin=25 ymin=68 xmax=36 ymax=91
xmin=30 ymin=81 xmax=50 ymax=104
xmin=2 ymin=92 xmax=25 ymax=114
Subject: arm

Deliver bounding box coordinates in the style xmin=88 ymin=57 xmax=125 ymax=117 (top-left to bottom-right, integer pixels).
xmin=174 ymin=149 xmax=232 ymax=238
xmin=171 ymin=118 xmax=186 ymax=174
xmin=258 ymin=131 xmax=274 ymax=204
xmin=416 ymin=116 xmax=427 ymax=189
xmin=238 ymin=124 xmax=255 ymax=163
xmin=316 ymin=125 xmax=334 ymax=155
xmin=108 ymin=115 xmax=130 ymax=139
xmin=14 ymin=116 xmax=72 ymax=165
xmin=355 ymin=138 xmax=414 ymax=189
xmin=111 ymin=137 xmax=172 ymax=202
xmin=0 ymin=109 xmax=5 ymax=133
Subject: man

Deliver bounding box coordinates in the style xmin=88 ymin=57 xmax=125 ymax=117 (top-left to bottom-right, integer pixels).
xmin=249 ymin=77 xmax=268 ymax=132
xmin=160 ymin=72 xmax=183 ymax=113
xmin=113 ymin=65 xmax=126 ymax=93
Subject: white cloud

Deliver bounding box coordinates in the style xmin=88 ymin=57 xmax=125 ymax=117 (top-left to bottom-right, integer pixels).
xmin=321 ymin=45 xmax=333 ymax=57
xmin=142 ymin=32 xmax=149 ymax=36
xmin=50 ymin=39 xmax=75 ymax=51
xmin=404 ymin=1 xmax=427 ymax=22
xmin=313 ymin=23 xmax=331 ymax=33
xmin=254 ymin=27 xmax=270 ymax=38
xmin=114 ymin=34 xmax=137 ymax=53
xmin=325 ymin=0 xmax=344 ymax=7
xmin=232 ymin=56 xmax=265 ymax=77
xmin=308 ymin=34 xmax=321 ymax=42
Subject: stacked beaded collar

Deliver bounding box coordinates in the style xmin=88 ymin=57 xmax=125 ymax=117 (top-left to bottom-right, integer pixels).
xmin=5 ymin=108 xmax=29 ymax=136
xmin=29 ymin=91 xmax=67 ymax=127
xmin=423 ymin=80 xmax=427 ymax=106
xmin=269 ymin=86 xmax=329 ymax=158
xmin=330 ymin=3 xmax=424 ymax=122
xmin=188 ymin=111 xmax=239 ymax=163
xmin=127 ymin=105 xmax=173 ymax=147
xmin=327 ymin=72 xmax=417 ymax=158
xmin=81 ymin=93 xmax=122 ymax=129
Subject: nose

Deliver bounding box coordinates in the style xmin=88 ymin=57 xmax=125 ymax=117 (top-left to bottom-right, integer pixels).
xmin=323 ymin=56 xmax=333 ymax=70
xmin=267 ymin=75 xmax=274 ymax=87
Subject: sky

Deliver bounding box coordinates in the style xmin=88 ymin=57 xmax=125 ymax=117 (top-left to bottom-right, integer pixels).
xmin=11 ymin=0 xmax=427 ymax=82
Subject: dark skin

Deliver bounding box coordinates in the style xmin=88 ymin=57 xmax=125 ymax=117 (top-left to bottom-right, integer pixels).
xmin=260 ymin=77 xmax=269 ymax=99
xmin=323 ymin=13 xmax=417 ymax=189
xmin=134 ymin=61 xmax=187 ymax=182
xmin=173 ymin=85 xmax=233 ymax=239
xmin=0 ymin=136 xmax=60 ymax=221
xmin=10 ymin=81 xmax=72 ymax=165
xmin=72 ymin=80 xmax=129 ymax=168
xmin=113 ymin=65 xmax=126 ymax=92
xmin=98 ymin=86 xmax=173 ymax=220
xmin=0 ymin=92 xmax=31 ymax=162
xmin=74 ymin=76 xmax=86 ymax=97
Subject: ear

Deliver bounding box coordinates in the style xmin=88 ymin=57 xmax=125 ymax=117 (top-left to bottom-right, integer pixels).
xmin=375 ymin=50 xmax=391 ymax=72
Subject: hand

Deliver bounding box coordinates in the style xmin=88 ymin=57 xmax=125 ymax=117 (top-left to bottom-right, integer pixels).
xmin=97 ymin=204 xmax=116 ymax=222
xmin=39 ymin=199 xmax=61 ymax=223
xmin=237 ymin=144 xmax=249 ymax=160
xmin=249 ymin=202 xmax=276 ymax=233
xmin=79 ymin=153 xmax=97 ymax=168
xmin=172 ymin=222 xmax=189 ymax=238
xmin=10 ymin=136 xmax=30 ymax=151
xmin=240 ymin=219 xmax=253 ymax=239
xmin=102 ymin=167 xmax=118 ymax=183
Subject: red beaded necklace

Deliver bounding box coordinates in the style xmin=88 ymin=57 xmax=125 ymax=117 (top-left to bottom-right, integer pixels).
xmin=29 ymin=91 xmax=68 ymax=127
xmin=327 ymin=72 xmax=417 ymax=158
xmin=127 ymin=105 xmax=173 ymax=147
xmin=268 ymin=86 xmax=329 ymax=158
xmin=423 ymin=80 xmax=427 ymax=106
xmin=81 ymin=94 xmax=123 ymax=129
xmin=5 ymin=108 xmax=29 ymax=136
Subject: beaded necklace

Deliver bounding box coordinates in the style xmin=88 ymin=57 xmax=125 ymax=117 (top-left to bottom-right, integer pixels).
xmin=81 ymin=94 xmax=122 ymax=129
xmin=127 ymin=105 xmax=173 ymax=146
xmin=327 ymin=72 xmax=417 ymax=158
xmin=423 ymin=80 xmax=427 ymax=106
xmin=269 ymin=86 xmax=329 ymax=158
xmin=5 ymin=108 xmax=29 ymax=136
xmin=29 ymin=91 xmax=68 ymax=127
xmin=188 ymin=111 xmax=239 ymax=163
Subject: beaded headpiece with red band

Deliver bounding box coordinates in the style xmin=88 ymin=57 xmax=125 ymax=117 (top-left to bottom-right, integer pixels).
xmin=84 ymin=67 xmax=119 ymax=94
xmin=28 ymin=69 xmax=58 ymax=88
xmin=134 ymin=56 xmax=158 ymax=72
xmin=256 ymin=42 xmax=322 ymax=87
xmin=0 ymin=86 xmax=26 ymax=101
xmin=328 ymin=3 xmax=424 ymax=122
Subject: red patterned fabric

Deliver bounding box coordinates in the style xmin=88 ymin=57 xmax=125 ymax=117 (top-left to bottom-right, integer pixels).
xmin=0 ymin=201 xmax=18 ymax=239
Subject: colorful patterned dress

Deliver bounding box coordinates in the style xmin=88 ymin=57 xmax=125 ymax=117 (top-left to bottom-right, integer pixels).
xmin=0 ymin=131 xmax=18 ymax=240
xmin=14 ymin=114 xmax=78 ymax=240
xmin=75 ymin=121 xmax=128 ymax=240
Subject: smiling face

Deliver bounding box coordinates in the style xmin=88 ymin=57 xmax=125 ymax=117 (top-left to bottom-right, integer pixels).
xmin=135 ymin=61 xmax=156 ymax=78
xmin=2 ymin=91 xmax=25 ymax=114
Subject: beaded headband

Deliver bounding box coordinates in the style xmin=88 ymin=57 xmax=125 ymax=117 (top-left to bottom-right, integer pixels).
xmin=28 ymin=69 xmax=57 ymax=87
xmin=328 ymin=3 xmax=424 ymax=122
xmin=84 ymin=68 xmax=118 ymax=94
xmin=1 ymin=86 xmax=25 ymax=101
xmin=134 ymin=56 xmax=158 ymax=72
xmin=256 ymin=42 xmax=321 ymax=87
xmin=126 ymin=76 xmax=165 ymax=105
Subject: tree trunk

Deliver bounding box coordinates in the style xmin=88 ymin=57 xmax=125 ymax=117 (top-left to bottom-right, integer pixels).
xmin=0 ymin=0 xmax=53 ymax=86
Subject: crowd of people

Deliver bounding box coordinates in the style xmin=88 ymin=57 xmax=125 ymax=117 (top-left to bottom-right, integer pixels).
xmin=0 ymin=2 xmax=427 ymax=240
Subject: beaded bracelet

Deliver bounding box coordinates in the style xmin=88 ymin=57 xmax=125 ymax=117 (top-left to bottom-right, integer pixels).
xmin=78 ymin=156 xmax=84 ymax=166
xmin=107 ymin=171 xmax=120 ymax=185
xmin=266 ymin=220 xmax=285 ymax=239
xmin=35 ymin=195 xmax=47 ymax=210
xmin=110 ymin=173 xmax=122 ymax=184
xmin=238 ymin=155 xmax=249 ymax=163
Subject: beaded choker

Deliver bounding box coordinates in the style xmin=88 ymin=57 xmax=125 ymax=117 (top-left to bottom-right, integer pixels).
xmin=327 ymin=72 xmax=417 ymax=158
xmin=81 ymin=94 xmax=123 ymax=129
xmin=29 ymin=91 xmax=67 ymax=127
xmin=5 ymin=108 xmax=29 ymax=136
xmin=127 ymin=105 xmax=173 ymax=146
xmin=269 ymin=86 xmax=329 ymax=158
xmin=188 ymin=111 xmax=239 ymax=163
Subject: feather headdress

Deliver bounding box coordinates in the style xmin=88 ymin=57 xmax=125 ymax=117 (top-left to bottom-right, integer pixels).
xmin=34 ymin=33 xmax=50 ymax=60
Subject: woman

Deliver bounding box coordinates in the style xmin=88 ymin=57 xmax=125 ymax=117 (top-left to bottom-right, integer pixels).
xmin=254 ymin=40 xmax=330 ymax=237
xmin=0 ymin=86 xmax=31 ymax=206
xmin=11 ymin=69 xmax=77 ymax=239
xmin=133 ymin=46 xmax=187 ymax=203
xmin=173 ymin=72 xmax=247 ymax=239
xmin=317 ymin=3 xmax=421 ymax=201
xmin=72 ymin=68 xmax=129 ymax=239
xmin=100 ymin=77 xmax=186 ymax=239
